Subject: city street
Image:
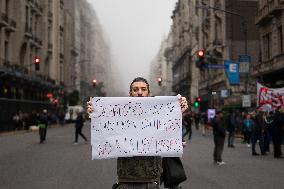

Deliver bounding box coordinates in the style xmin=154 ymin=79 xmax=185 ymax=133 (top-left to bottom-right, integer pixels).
xmin=0 ymin=122 xmax=283 ymax=189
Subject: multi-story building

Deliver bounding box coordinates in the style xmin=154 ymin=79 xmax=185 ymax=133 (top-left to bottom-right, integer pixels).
xmin=149 ymin=34 xmax=173 ymax=96
xmin=0 ymin=0 xmax=112 ymax=131
xmin=168 ymin=0 xmax=259 ymax=110
xmin=197 ymin=0 xmax=259 ymax=109
xmin=167 ymin=0 xmax=199 ymax=103
xmin=254 ymin=0 xmax=284 ymax=88
xmin=64 ymin=0 xmax=113 ymax=100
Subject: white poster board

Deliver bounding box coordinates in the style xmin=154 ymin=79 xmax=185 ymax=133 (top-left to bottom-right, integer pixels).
xmin=90 ymin=96 xmax=183 ymax=159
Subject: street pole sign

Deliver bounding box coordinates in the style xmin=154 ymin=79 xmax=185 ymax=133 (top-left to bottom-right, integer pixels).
xmin=203 ymin=64 xmax=226 ymax=69
xmin=242 ymin=95 xmax=251 ymax=107
xmin=238 ymin=55 xmax=250 ymax=73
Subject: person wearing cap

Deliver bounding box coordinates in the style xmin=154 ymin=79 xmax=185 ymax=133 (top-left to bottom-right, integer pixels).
xmin=212 ymin=110 xmax=226 ymax=165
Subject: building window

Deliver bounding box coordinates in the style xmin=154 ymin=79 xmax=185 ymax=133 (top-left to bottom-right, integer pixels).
xmin=5 ymin=0 xmax=9 ymax=15
xmin=263 ymin=33 xmax=272 ymax=60
xmin=278 ymin=26 xmax=283 ymax=54
xmin=4 ymin=40 xmax=8 ymax=61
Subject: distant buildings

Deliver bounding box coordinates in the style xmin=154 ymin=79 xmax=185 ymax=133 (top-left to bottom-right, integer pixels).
xmin=161 ymin=0 xmax=267 ymax=111
xmin=0 ymin=0 xmax=113 ymax=130
xmin=254 ymin=0 xmax=284 ymax=88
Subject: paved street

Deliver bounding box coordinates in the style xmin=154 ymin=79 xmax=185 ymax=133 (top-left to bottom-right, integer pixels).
xmin=0 ymin=122 xmax=283 ymax=189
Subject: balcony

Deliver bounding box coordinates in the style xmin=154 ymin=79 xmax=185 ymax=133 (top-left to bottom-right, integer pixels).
xmin=34 ymin=2 xmax=43 ymax=16
xmin=3 ymin=17 xmax=16 ymax=33
xmin=24 ymin=24 xmax=32 ymax=38
xmin=0 ymin=13 xmax=9 ymax=27
xmin=255 ymin=0 xmax=284 ymax=25
xmin=48 ymin=43 xmax=53 ymax=53
xmin=29 ymin=36 xmax=42 ymax=48
xmin=48 ymin=11 xmax=53 ymax=21
xmin=60 ymin=53 xmax=64 ymax=59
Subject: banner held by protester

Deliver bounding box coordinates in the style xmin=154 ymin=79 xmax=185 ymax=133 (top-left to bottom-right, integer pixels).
xmin=90 ymin=96 xmax=183 ymax=159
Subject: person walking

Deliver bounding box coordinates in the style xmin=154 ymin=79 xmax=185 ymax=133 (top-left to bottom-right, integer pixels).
xmin=182 ymin=109 xmax=192 ymax=141
xmin=212 ymin=110 xmax=226 ymax=165
xmin=87 ymin=77 xmax=189 ymax=189
xmin=74 ymin=109 xmax=87 ymax=144
xmin=200 ymin=112 xmax=207 ymax=136
xmin=243 ymin=113 xmax=253 ymax=148
xmin=227 ymin=110 xmax=236 ymax=148
xmin=37 ymin=109 xmax=48 ymax=144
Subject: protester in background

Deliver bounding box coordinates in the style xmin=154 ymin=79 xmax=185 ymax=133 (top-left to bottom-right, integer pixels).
xmin=263 ymin=111 xmax=274 ymax=153
xmin=200 ymin=112 xmax=207 ymax=136
xmin=74 ymin=109 xmax=87 ymax=144
xmin=12 ymin=112 xmax=20 ymax=131
xmin=182 ymin=109 xmax=192 ymax=141
xmin=194 ymin=113 xmax=200 ymax=130
xmin=251 ymin=109 xmax=265 ymax=156
xmin=87 ymin=77 xmax=188 ymax=189
xmin=37 ymin=109 xmax=48 ymax=144
xmin=227 ymin=110 xmax=236 ymax=148
xmin=243 ymin=113 xmax=253 ymax=148
xmin=272 ymin=106 xmax=284 ymax=158
xmin=212 ymin=110 xmax=226 ymax=165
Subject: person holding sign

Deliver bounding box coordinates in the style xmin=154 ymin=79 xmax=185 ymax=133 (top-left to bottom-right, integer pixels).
xmin=87 ymin=77 xmax=188 ymax=189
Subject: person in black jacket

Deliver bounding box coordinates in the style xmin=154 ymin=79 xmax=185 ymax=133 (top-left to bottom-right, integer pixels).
xmin=37 ymin=109 xmax=48 ymax=144
xmin=74 ymin=109 xmax=87 ymax=144
xmin=227 ymin=110 xmax=237 ymax=148
xmin=272 ymin=106 xmax=284 ymax=158
xmin=251 ymin=109 xmax=265 ymax=155
xmin=212 ymin=110 xmax=226 ymax=165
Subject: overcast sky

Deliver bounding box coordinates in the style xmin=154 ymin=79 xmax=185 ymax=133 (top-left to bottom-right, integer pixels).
xmin=87 ymin=0 xmax=177 ymax=94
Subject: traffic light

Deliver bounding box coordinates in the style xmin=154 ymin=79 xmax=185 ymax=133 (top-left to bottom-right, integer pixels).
xmin=193 ymin=97 xmax=201 ymax=108
xmin=34 ymin=56 xmax=40 ymax=71
xmin=196 ymin=50 xmax=205 ymax=68
xmin=92 ymin=79 xmax=97 ymax=87
xmin=157 ymin=77 xmax=162 ymax=86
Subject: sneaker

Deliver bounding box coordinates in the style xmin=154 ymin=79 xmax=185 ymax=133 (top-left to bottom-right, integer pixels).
xmin=217 ymin=161 xmax=226 ymax=165
xmin=73 ymin=142 xmax=78 ymax=145
xmin=247 ymin=144 xmax=251 ymax=148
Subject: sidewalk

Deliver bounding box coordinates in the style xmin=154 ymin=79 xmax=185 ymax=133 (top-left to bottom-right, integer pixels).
xmin=0 ymin=123 xmax=70 ymax=136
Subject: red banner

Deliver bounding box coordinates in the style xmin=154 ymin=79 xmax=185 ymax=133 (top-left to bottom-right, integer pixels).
xmin=257 ymin=83 xmax=284 ymax=111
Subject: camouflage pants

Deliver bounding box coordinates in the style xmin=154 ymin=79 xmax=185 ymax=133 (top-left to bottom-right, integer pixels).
xmin=115 ymin=182 xmax=160 ymax=189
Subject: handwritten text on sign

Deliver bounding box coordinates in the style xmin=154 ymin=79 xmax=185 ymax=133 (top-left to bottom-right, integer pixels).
xmin=91 ymin=96 xmax=183 ymax=159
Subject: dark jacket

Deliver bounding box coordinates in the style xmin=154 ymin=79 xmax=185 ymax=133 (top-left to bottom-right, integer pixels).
xmin=212 ymin=116 xmax=225 ymax=137
xmin=75 ymin=112 xmax=84 ymax=128
xmin=117 ymin=156 xmax=162 ymax=182
xmin=227 ymin=113 xmax=236 ymax=133
xmin=274 ymin=110 xmax=284 ymax=131
xmin=253 ymin=113 xmax=265 ymax=133
xmin=37 ymin=113 xmax=48 ymax=128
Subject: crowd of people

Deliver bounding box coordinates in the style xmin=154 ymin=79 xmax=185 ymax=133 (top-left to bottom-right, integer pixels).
xmin=180 ymin=105 xmax=284 ymax=166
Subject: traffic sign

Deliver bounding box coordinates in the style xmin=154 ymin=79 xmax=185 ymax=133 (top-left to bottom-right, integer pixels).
xmin=238 ymin=55 xmax=250 ymax=73
xmin=242 ymin=95 xmax=251 ymax=107
xmin=203 ymin=64 xmax=225 ymax=69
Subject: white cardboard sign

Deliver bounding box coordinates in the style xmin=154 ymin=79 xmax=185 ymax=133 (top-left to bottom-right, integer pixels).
xmin=90 ymin=96 xmax=183 ymax=159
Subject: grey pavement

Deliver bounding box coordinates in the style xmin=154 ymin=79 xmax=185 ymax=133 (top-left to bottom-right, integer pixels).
xmin=0 ymin=122 xmax=283 ymax=189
